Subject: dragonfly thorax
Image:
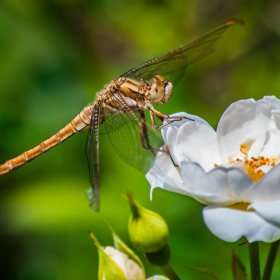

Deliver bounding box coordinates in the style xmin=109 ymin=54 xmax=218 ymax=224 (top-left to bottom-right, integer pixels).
xmin=149 ymin=75 xmax=173 ymax=105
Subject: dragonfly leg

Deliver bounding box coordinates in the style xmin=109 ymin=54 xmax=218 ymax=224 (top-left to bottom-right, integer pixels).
xmin=145 ymin=101 xmax=187 ymax=129
xmin=138 ymin=111 xmax=158 ymax=156
xmin=148 ymin=109 xmax=187 ymax=130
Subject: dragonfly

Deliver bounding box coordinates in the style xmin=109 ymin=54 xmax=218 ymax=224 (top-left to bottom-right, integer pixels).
xmin=0 ymin=18 xmax=242 ymax=210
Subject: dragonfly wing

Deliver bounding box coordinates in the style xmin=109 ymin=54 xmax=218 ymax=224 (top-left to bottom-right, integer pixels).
xmin=86 ymin=104 xmax=101 ymax=211
xmin=104 ymin=97 xmax=163 ymax=173
xmin=122 ymin=19 xmax=242 ymax=86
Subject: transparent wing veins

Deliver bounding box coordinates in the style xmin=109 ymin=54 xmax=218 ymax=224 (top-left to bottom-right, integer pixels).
xmin=121 ymin=18 xmax=242 ymax=84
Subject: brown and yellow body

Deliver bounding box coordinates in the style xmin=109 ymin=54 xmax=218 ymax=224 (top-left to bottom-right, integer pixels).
xmin=0 ymin=106 xmax=93 ymax=175
xmin=0 ymin=76 xmax=173 ymax=176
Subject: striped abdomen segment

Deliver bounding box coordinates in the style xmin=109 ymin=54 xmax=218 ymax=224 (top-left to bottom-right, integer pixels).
xmin=0 ymin=106 xmax=93 ymax=176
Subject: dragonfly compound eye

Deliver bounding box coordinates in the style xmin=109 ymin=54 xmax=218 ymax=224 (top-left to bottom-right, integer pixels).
xmin=151 ymin=75 xmax=173 ymax=105
xmin=150 ymin=75 xmax=173 ymax=105
xmin=149 ymin=76 xmax=165 ymax=103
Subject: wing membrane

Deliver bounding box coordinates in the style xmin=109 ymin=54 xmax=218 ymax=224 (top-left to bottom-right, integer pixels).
xmin=122 ymin=19 xmax=242 ymax=86
xmin=86 ymin=92 xmax=163 ymax=211
xmin=104 ymin=95 xmax=163 ymax=173
xmin=86 ymin=104 xmax=101 ymax=211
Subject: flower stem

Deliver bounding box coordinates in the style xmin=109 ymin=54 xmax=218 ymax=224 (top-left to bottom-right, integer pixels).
xmin=249 ymin=242 xmax=260 ymax=280
xmin=263 ymin=240 xmax=280 ymax=280
xmin=160 ymin=263 xmax=181 ymax=280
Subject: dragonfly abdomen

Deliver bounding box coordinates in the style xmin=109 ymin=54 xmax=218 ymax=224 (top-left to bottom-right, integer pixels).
xmin=0 ymin=106 xmax=93 ymax=176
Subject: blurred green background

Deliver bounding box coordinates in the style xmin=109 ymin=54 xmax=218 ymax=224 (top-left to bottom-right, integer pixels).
xmin=1 ymin=0 xmax=280 ymax=279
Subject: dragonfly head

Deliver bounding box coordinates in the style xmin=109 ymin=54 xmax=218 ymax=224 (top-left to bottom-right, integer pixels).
xmin=150 ymin=75 xmax=173 ymax=105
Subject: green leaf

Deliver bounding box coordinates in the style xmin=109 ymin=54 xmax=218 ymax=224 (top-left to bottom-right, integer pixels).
xmin=232 ymin=250 xmax=248 ymax=280
xmin=186 ymin=266 xmax=220 ymax=280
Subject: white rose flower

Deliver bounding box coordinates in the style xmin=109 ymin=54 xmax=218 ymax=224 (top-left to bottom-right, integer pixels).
xmin=103 ymin=246 xmax=145 ymax=280
xmin=146 ymin=96 xmax=280 ymax=243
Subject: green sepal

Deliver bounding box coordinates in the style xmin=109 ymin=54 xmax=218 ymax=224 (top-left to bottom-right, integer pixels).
xmin=104 ymin=221 xmax=145 ymax=271
xmin=89 ymin=232 xmax=127 ymax=280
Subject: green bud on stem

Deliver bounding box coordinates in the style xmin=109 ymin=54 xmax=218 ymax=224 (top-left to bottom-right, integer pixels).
xmin=127 ymin=192 xmax=169 ymax=253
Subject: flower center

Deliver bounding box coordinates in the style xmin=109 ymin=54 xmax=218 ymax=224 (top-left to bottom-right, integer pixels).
xmin=214 ymin=157 xmax=276 ymax=182
xmin=239 ymin=140 xmax=276 ymax=181
xmin=214 ymin=140 xmax=277 ymax=182
xmin=244 ymin=156 xmax=275 ymax=182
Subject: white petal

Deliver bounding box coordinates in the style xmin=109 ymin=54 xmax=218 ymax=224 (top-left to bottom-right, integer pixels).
xmin=146 ymin=151 xmax=187 ymax=199
xmin=203 ymin=206 xmax=280 ymax=242
xmin=161 ymin=112 xmax=192 ymax=142
xmin=217 ymin=99 xmax=266 ymax=162
xmin=174 ymin=120 xmax=220 ymax=171
xmin=250 ymin=200 xmax=280 ymax=226
xmin=162 ymin=125 xmax=178 ymax=148
xmin=248 ymin=164 xmax=280 ymax=202
xmin=162 ymin=112 xmax=217 ymax=168
xmin=255 ymin=165 xmax=274 ymax=174
xmin=161 ymin=112 xmax=213 ymax=143
xmin=261 ymin=110 xmax=280 ymax=158
xmin=257 ymin=96 xmax=280 ymax=121
xmin=180 ymin=162 xmax=254 ymax=205
xmin=221 ymin=161 xmax=248 ymax=174
xmin=208 ymin=167 xmax=253 ymax=201
xmin=164 ymin=126 xmax=180 ymax=164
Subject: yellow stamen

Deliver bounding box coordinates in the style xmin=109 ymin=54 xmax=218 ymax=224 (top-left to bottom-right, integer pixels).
xmin=214 ymin=156 xmax=276 ymax=182
xmin=244 ymin=156 xmax=275 ymax=182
